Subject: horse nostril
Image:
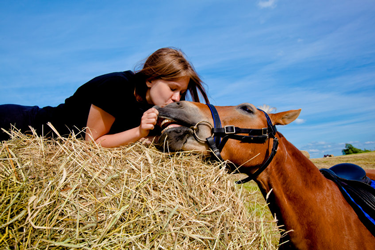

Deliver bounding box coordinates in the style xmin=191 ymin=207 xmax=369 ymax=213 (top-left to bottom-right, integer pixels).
xmin=175 ymin=101 xmax=183 ymax=108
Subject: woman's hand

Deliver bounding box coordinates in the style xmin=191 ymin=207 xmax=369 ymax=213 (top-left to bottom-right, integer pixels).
xmin=139 ymin=107 xmax=159 ymax=138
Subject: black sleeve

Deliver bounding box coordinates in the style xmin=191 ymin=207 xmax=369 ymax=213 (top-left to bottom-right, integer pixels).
xmin=91 ymin=75 xmax=133 ymax=118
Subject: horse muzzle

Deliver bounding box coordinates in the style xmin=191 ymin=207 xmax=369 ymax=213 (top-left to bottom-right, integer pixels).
xmin=155 ymin=103 xmax=212 ymax=152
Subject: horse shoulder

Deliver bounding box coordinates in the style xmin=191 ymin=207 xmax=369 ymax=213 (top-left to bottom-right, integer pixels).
xmin=365 ymin=169 xmax=375 ymax=180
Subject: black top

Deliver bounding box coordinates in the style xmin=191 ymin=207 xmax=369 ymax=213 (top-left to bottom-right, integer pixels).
xmin=37 ymin=71 xmax=153 ymax=137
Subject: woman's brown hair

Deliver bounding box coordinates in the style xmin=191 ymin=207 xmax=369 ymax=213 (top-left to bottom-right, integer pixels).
xmin=134 ymin=47 xmax=209 ymax=104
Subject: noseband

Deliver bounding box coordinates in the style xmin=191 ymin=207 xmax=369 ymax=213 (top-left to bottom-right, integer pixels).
xmin=201 ymin=104 xmax=279 ymax=184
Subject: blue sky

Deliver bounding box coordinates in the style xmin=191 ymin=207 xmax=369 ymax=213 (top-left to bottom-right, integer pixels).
xmin=1 ymin=0 xmax=374 ymax=158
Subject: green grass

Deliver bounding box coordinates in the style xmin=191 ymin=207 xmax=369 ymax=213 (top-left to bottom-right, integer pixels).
xmin=311 ymin=151 xmax=375 ymax=169
xmin=241 ymin=181 xmax=279 ymax=248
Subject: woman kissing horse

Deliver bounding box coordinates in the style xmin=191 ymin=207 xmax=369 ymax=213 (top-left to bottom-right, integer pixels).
xmin=155 ymin=101 xmax=375 ymax=250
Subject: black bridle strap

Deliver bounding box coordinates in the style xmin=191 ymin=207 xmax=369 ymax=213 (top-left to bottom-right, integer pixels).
xmin=235 ymin=137 xmax=278 ymax=184
xmin=212 ymin=127 xmax=268 ymax=136
xmin=222 ymin=134 xmax=269 ymax=144
xmin=207 ymin=104 xmax=222 ymax=147
xmin=206 ymin=137 xmax=224 ymax=161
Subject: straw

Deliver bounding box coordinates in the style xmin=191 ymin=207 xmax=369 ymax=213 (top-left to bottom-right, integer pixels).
xmin=0 ymin=129 xmax=279 ymax=249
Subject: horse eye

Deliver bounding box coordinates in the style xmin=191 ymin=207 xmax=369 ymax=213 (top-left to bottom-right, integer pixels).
xmin=240 ymin=105 xmax=253 ymax=113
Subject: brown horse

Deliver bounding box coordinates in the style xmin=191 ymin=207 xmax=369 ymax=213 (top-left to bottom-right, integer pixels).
xmin=155 ymin=101 xmax=375 ymax=250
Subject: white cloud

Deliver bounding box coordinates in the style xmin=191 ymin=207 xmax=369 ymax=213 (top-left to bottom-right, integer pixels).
xmin=309 ymin=149 xmax=320 ymax=153
xmin=258 ymin=0 xmax=278 ymax=9
xmin=295 ymin=118 xmax=305 ymax=124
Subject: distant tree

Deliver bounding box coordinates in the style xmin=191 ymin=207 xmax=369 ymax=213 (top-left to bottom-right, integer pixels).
xmin=342 ymin=143 xmax=372 ymax=155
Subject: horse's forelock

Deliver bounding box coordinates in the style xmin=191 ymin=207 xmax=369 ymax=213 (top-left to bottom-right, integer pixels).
xmin=257 ymin=105 xmax=276 ymax=114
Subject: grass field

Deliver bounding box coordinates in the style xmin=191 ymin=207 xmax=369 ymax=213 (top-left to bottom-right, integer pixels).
xmin=1 ymin=130 xmax=374 ymax=249
xmin=311 ymin=151 xmax=375 ymax=169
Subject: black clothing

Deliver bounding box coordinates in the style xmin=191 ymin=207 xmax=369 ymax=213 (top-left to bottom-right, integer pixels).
xmin=0 ymin=105 xmax=43 ymax=140
xmin=0 ymin=71 xmax=153 ymax=141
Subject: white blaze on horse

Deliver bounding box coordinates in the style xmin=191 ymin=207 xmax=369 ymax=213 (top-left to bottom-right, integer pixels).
xmin=155 ymin=101 xmax=375 ymax=250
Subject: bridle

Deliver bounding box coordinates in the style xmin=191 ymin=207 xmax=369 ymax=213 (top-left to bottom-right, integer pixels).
xmin=192 ymin=104 xmax=279 ymax=184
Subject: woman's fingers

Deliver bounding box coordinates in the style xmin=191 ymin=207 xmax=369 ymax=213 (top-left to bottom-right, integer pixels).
xmin=139 ymin=108 xmax=159 ymax=137
xmin=142 ymin=108 xmax=158 ymax=125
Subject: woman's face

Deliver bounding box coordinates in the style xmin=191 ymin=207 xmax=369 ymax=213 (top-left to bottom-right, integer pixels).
xmin=145 ymin=76 xmax=189 ymax=107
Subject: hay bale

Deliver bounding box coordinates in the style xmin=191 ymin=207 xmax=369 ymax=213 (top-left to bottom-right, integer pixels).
xmin=0 ymin=130 xmax=278 ymax=249
xmin=301 ymin=150 xmax=310 ymax=159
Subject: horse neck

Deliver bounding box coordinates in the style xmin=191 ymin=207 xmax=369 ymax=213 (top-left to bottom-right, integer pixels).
xmin=253 ymin=133 xmax=375 ymax=249
xmin=256 ymin=133 xmax=324 ymax=192
xmin=255 ymin=133 xmax=328 ymax=224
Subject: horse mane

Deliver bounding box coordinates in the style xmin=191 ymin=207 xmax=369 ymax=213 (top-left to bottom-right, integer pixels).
xmin=257 ymin=104 xmax=276 ymax=114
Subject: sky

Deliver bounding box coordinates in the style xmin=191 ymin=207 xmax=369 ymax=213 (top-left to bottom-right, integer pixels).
xmin=0 ymin=0 xmax=374 ymax=158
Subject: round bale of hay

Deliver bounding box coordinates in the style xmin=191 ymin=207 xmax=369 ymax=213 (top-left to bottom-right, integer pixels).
xmin=301 ymin=150 xmax=310 ymax=159
xmin=0 ymin=130 xmax=279 ymax=249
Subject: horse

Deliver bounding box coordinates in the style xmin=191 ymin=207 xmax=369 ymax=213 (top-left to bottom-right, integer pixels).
xmin=155 ymin=101 xmax=375 ymax=250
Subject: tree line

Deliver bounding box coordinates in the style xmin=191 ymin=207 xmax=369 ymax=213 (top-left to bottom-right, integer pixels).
xmin=342 ymin=143 xmax=373 ymax=155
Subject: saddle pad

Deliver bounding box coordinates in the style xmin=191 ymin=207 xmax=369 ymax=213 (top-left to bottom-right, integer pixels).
xmin=320 ymin=168 xmax=375 ymax=236
xmin=341 ymin=180 xmax=375 ymax=225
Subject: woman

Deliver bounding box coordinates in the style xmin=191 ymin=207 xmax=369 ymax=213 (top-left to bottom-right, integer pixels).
xmin=0 ymin=47 xmax=209 ymax=147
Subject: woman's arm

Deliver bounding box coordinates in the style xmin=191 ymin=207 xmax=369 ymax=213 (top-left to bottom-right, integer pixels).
xmin=85 ymin=104 xmax=158 ymax=148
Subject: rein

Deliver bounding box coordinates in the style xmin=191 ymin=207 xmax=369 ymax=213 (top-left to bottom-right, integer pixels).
xmin=196 ymin=104 xmax=279 ymax=184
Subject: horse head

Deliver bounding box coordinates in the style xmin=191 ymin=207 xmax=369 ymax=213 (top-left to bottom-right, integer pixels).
xmin=156 ymin=101 xmax=301 ymax=172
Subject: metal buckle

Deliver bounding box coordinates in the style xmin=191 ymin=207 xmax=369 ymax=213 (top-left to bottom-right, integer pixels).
xmin=224 ymin=125 xmax=236 ymax=134
xmin=262 ymin=128 xmax=268 ymax=135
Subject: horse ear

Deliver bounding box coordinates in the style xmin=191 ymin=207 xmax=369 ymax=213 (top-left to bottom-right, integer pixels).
xmin=270 ymin=109 xmax=301 ymax=125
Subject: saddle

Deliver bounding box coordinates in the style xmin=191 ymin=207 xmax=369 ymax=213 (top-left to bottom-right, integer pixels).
xmin=320 ymin=163 xmax=375 ymax=236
